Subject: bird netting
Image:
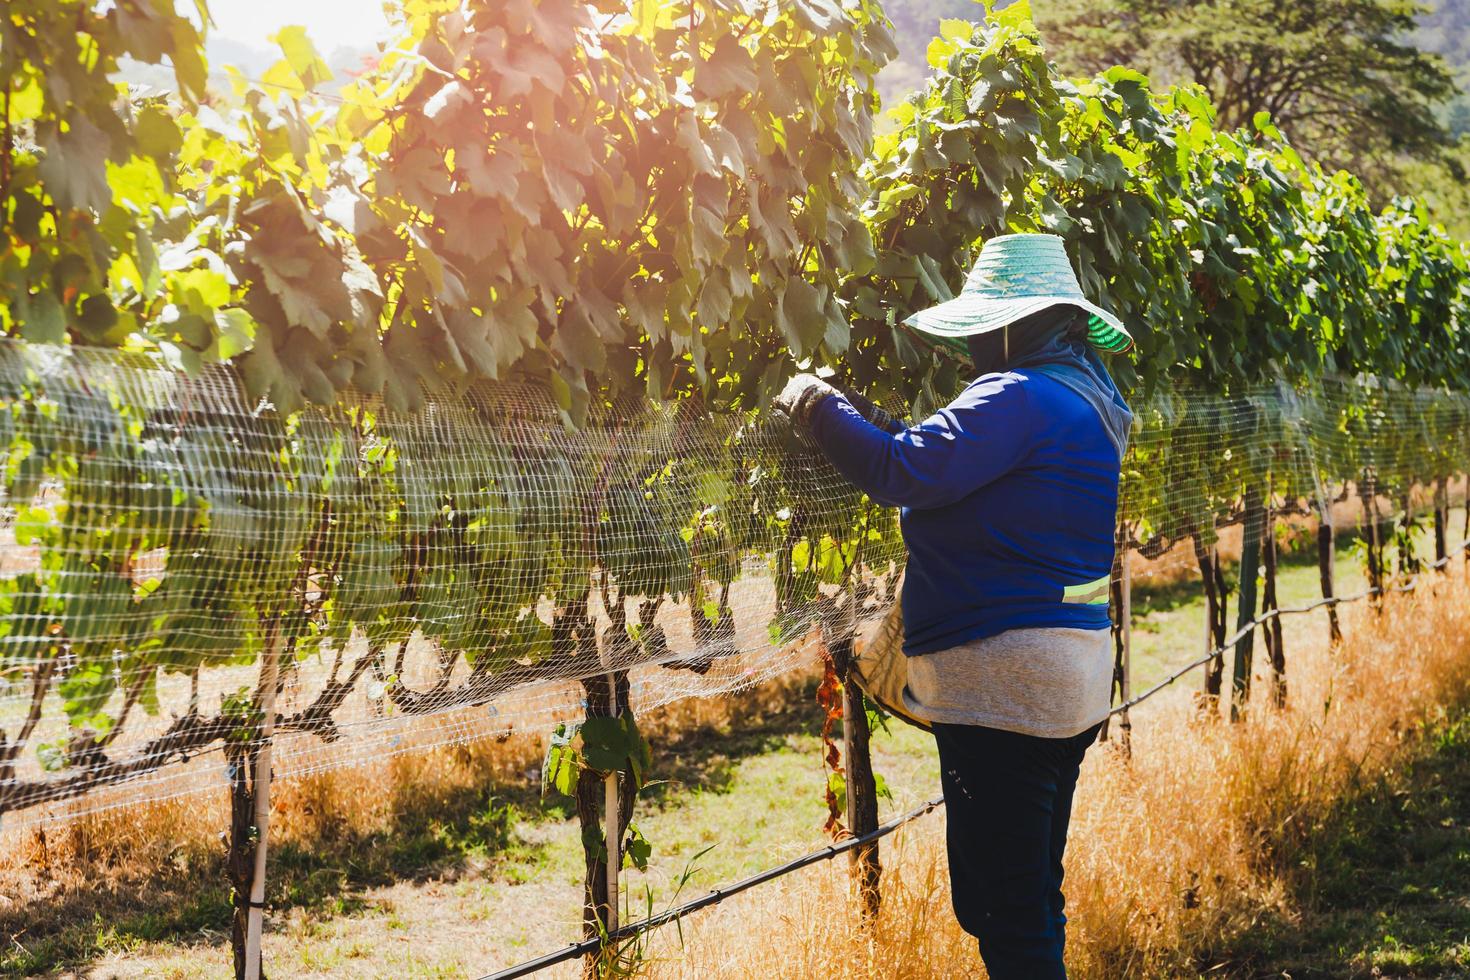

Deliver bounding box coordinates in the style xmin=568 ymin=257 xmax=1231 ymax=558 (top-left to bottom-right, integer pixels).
xmin=0 ymin=337 xmax=1467 ymax=829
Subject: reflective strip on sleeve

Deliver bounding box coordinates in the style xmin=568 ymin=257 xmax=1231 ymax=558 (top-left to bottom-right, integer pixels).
xmin=1061 ymin=574 xmax=1111 ymax=605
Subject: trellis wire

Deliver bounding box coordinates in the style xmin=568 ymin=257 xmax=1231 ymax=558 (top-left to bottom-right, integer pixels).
xmin=481 ymin=795 xmax=949 ymax=980
xmin=482 ymin=540 xmax=1470 ymax=979
xmin=1111 ymin=544 xmax=1467 ymax=716
xmin=0 ymin=338 xmax=1468 ymax=831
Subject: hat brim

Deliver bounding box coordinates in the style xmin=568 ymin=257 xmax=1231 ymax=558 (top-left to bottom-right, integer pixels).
xmin=902 ymin=295 xmax=1134 ymax=355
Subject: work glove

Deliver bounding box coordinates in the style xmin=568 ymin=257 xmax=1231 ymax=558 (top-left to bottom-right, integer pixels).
xmin=772 ymin=373 xmax=839 ymax=427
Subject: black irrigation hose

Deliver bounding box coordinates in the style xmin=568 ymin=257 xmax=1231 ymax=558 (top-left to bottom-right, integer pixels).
xmin=479 ymin=796 xmax=946 ymax=980
xmin=484 ymin=538 xmax=1470 ymax=978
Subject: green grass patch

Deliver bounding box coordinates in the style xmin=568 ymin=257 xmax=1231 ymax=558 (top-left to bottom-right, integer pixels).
xmin=0 ymin=886 xmax=233 ymax=976
xmin=1214 ymin=714 xmax=1470 ymax=978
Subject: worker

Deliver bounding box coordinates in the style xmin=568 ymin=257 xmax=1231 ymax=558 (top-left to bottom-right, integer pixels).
xmin=774 ymin=233 xmax=1133 ymax=979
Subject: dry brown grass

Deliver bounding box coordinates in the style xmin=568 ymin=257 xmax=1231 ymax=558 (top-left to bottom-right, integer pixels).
xmin=0 ymin=665 xmax=821 ymax=933
xmin=631 ymin=570 xmax=1470 ymax=979
xmin=7 ymin=565 xmax=1470 ymax=977
xmin=0 ymin=663 xmax=830 ymax=976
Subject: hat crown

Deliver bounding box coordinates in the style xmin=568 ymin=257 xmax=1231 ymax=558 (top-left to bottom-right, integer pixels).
xmin=962 ymin=233 xmax=1086 ymax=302
xmin=898 ymin=232 xmax=1133 ymax=355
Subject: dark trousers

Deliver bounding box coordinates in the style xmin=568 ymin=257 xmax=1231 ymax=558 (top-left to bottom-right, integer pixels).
xmin=932 ymin=721 xmax=1102 ymax=980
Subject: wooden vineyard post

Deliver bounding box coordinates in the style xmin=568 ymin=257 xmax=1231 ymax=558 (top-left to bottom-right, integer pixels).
xmin=229 ymin=617 xmax=281 ymax=980
xmin=1101 ymin=526 xmax=1128 ymax=748
xmin=568 ymin=581 xmax=639 ymax=980
xmin=1231 ymin=489 xmax=1265 ymax=722
xmin=1360 ymin=470 xmax=1385 ymax=608
xmin=573 ymin=679 xmax=604 ymax=979
xmin=1435 ymin=476 xmax=1449 ymax=568
xmin=602 ymin=654 xmax=620 ymax=937
xmin=1117 ymin=539 xmax=1133 ymax=753
xmin=1262 ymin=500 xmax=1286 ymax=708
xmin=820 ymin=586 xmax=880 ymax=921
xmin=245 ymin=627 xmax=281 ymax=980
xmin=1317 ymin=503 xmax=1342 ymax=647
xmin=605 ymin=767 xmax=619 ymax=933
xmin=574 ymin=667 xmax=633 ymax=978
xmin=597 ymin=584 xmax=623 ymax=941
xmin=1194 ymin=533 xmax=1229 ymax=711
xmin=832 ymin=619 xmax=881 ymax=921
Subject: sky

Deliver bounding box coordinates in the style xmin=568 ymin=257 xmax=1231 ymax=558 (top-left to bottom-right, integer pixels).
xmin=204 ymin=0 xmax=391 ymax=57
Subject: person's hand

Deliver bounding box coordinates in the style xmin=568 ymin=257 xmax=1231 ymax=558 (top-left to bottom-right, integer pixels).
xmin=772 ymin=373 xmax=839 ymax=427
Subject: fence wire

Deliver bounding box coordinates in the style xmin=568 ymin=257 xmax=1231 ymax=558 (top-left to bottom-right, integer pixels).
xmin=0 ymin=338 xmax=1468 ymax=828
xmin=484 ymin=541 xmax=1470 ymax=980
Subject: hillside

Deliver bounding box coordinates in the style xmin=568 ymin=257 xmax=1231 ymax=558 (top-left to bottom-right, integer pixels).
xmin=1420 ymin=0 xmax=1470 ymax=133
xmin=873 ymin=0 xmax=978 ymax=106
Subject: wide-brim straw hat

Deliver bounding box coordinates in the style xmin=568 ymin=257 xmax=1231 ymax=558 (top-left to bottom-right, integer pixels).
xmin=902 ymin=233 xmax=1134 ymax=355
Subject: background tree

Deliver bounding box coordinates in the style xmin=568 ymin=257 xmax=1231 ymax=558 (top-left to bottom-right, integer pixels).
xmin=1413 ymin=0 xmax=1470 ymax=236
xmin=1032 ymin=0 xmax=1460 ymax=193
xmin=1419 ymin=0 xmax=1469 ymax=134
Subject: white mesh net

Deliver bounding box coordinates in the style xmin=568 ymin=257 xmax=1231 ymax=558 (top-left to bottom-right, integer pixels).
xmin=0 ymin=338 xmax=1467 ymax=829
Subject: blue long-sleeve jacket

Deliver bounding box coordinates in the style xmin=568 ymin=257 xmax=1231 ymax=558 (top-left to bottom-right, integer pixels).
xmin=808 ymin=371 xmax=1123 ymax=655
